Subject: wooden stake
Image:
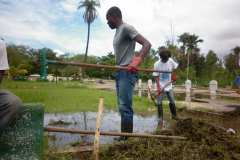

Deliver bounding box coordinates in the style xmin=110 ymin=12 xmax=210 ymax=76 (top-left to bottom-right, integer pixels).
xmin=93 ymin=98 xmax=104 ymax=160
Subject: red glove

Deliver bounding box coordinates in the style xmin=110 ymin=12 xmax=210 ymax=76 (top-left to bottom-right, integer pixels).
xmin=171 ymin=73 xmax=177 ymax=82
xmin=127 ymin=56 xmax=142 ymax=73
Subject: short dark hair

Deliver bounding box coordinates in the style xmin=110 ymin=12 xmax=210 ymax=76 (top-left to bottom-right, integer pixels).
xmin=106 ymin=6 xmax=122 ymax=19
xmin=159 ymin=49 xmax=171 ymax=62
xmin=158 ymin=46 xmax=166 ymax=53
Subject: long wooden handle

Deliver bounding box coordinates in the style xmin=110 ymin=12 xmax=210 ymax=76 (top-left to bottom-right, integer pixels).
xmin=47 ymin=60 xmax=171 ymax=73
xmin=147 ymin=86 xmax=158 ymax=106
xmin=44 ymin=127 xmax=187 ymax=140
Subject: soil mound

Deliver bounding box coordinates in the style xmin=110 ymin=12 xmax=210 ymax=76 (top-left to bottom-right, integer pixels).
xmin=99 ymin=118 xmax=240 ymax=160
xmin=223 ymin=107 xmax=240 ymax=117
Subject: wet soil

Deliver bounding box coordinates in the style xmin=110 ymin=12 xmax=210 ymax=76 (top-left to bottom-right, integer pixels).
xmin=44 ymin=108 xmax=240 ymax=160
xmin=76 ymin=108 xmax=240 ymax=160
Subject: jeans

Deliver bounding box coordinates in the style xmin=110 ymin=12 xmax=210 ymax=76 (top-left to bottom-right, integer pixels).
xmin=157 ymin=90 xmax=177 ymax=118
xmin=157 ymin=90 xmax=175 ymax=105
xmin=115 ymin=70 xmax=138 ymax=133
xmin=0 ymin=90 xmax=22 ymax=131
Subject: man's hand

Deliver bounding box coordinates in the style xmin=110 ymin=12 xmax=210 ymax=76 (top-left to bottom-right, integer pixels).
xmin=171 ymin=73 xmax=177 ymax=82
xmin=127 ymin=55 xmax=142 ymax=73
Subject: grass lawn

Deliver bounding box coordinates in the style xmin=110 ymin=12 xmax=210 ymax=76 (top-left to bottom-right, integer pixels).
xmin=0 ymin=80 xmax=157 ymax=113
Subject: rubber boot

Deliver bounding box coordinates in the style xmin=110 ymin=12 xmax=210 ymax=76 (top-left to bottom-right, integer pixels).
xmin=169 ymin=103 xmax=178 ymax=120
xmin=115 ymin=121 xmax=133 ymax=141
xmin=157 ymin=104 xmax=163 ymax=128
xmin=157 ymin=104 xmax=163 ymax=121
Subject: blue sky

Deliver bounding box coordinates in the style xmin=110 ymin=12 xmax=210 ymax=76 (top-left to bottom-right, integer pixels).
xmin=0 ymin=0 xmax=240 ymax=58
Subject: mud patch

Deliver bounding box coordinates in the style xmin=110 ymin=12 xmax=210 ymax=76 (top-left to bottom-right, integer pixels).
xmin=44 ymin=111 xmax=163 ymax=150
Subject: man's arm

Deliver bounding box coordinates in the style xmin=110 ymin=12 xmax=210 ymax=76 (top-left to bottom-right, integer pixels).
xmin=154 ymin=76 xmax=161 ymax=95
xmin=128 ymin=34 xmax=151 ymax=71
xmin=134 ymin=34 xmax=151 ymax=59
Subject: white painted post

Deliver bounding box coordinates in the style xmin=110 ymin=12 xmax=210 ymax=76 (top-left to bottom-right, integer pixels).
xmin=209 ymin=80 xmax=218 ymax=100
xmin=147 ymin=79 xmax=153 ymax=100
xmin=138 ymin=79 xmax=142 ymax=97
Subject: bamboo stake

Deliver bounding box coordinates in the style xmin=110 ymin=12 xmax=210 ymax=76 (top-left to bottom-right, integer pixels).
xmin=93 ymin=98 xmax=104 ymax=160
xmin=44 ymin=127 xmax=187 ymax=140
xmin=47 ymin=60 xmax=171 ymax=73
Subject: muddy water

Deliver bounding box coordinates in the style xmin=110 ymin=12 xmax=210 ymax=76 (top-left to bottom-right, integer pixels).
xmin=44 ymin=111 xmax=165 ymax=150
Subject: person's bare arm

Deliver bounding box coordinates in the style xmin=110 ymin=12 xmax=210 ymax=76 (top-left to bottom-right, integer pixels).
xmin=128 ymin=34 xmax=151 ymax=72
xmin=154 ymin=76 xmax=161 ymax=95
xmin=134 ymin=34 xmax=151 ymax=59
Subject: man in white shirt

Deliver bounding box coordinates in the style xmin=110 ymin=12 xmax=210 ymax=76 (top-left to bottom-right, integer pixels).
xmin=0 ymin=38 xmax=22 ymax=131
xmin=153 ymin=48 xmax=178 ymax=122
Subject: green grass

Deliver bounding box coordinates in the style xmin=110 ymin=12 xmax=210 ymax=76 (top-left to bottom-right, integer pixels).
xmin=0 ymin=80 xmax=155 ymax=113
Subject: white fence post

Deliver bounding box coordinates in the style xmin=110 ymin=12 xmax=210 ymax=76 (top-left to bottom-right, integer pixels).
xmin=147 ymin=79 xmax=153 ymax=100
xmin=209 ymin=80 xmax=218 ymax=100
xmin=138 ymin=79 xmax=142 ymax=97
xmin=185 ymin=80 xmax=192 ymax=104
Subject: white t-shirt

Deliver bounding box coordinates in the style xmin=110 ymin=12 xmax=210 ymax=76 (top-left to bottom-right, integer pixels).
xmin=0 ymin=39 xmax=9 ymax=70
xmin=153 ymin=58 xmax=178 ymax=91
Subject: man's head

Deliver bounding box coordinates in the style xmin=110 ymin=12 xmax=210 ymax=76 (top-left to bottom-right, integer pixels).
xmin=106 ymin=6 xmax=122 ymax=29
xmin=158 ymin=48 xmax=171 ymax=63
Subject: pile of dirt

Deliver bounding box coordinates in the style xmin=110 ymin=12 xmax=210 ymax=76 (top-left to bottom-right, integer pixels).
xmin=223 ymin=107 xmax=240 ymax=117
xmin=98 ymin=118 xmax=240 ymax=160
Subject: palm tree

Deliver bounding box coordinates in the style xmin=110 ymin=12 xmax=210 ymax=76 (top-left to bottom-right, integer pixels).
xmin=178 ymin=33 xmax=203 ymax=53
xmin=78 ymin=0 xmax=100 ymax=62
xmin=178 ymin=33 xmax=203 ymax=80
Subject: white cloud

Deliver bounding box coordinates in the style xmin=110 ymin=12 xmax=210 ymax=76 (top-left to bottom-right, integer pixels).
xmin=53 ymin=49 xmax=65 ymax=56
xmin=60 ymin=0 xmax=79 ymax=13
xmin=0 ymin=0 xmax=240 ymax=58
xmin=98 ymin=0 xmax=240 ymax=56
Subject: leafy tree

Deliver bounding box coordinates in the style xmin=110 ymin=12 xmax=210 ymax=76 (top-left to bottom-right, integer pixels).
xmin=223 ymin=47 xmax=240 ymax=86
xmin=87 ymin=52 xmax=115 ymax=78
xmin=9 ymin=65 xmax=28 ymax=80
xmin=194 ymin=54 xmax=205 ymax=79
xmin=224 ymin=50 xmax=239 ymax=76
xmin=78 ymin=0 xmax=100 ymax=62
xmin=7 ymin=44 xmax=32 ymax=67
xmin=206 ymin=50 xmax=218 ymax=66
xmin=6 ymin=44 xmax=38 ymax=76
xmin=233 ymin=46 xmax=240 ymax=56
xmin=232 ymin=46 xmax=240 ymax=68
xmin=139 ymin=48 xmax=158 ymax=80
xmin=204 ymin=50 xmax=219 ymax=80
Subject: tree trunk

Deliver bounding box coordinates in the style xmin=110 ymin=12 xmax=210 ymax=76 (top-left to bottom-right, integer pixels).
xmin=187 ymin=48 xmax=191 ymax=80
xmin=84 ymin=22 xmax=91 ymax=62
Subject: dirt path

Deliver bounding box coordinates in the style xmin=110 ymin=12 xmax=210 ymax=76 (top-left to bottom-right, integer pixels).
xmin=180 ymin=101 xmax=238 ymax=112
xmin=88 ymin=79 xmax=239 ymax=113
